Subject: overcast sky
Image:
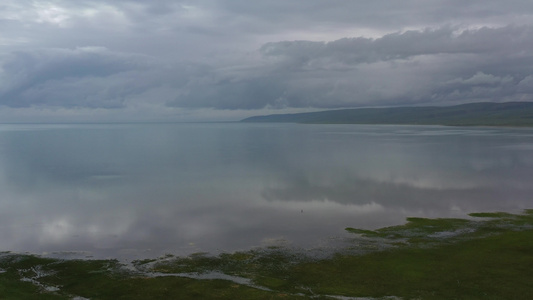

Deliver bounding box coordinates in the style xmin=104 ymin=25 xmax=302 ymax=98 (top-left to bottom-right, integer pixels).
xmin=1 ymin=0 xmax=533 ymax=122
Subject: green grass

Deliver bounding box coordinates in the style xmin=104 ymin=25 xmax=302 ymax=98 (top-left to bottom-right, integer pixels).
xmin=288 ymin=230 xmax=533 ymax=299
xmin=2 ymin=210 xmax=533 ymax=299
xmin=469 ymin=212 xmax=516 ymax=218
xmin=348 ymin=217 xmax=474 ymax=240
xmin=0 ymin=254 xmax=304 ymax=299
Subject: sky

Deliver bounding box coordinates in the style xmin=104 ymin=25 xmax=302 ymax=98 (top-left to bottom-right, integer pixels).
xmin=1 ymin=1 xmax=533 ymax=122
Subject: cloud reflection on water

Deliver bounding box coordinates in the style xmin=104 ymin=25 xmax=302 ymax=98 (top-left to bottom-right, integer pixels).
xmin=0 ymin=123 xmax=532 ymax=259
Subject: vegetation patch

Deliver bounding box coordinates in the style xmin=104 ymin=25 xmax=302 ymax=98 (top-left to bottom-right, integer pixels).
xmin=469 ymin=212 xmax=517 ymax=218
xmin=1 ymin=210 xmax=533 ymax=299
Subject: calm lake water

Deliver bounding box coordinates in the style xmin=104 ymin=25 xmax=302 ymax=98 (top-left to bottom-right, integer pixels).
xmin=0 ymin=123 xmax=532 ymax=259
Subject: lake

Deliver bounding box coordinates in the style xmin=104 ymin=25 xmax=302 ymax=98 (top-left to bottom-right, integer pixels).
xmin=0 ymin=123 xmax=532 ymax=259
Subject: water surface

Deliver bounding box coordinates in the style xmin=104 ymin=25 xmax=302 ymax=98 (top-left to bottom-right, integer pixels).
xmin=0 ymin=123 xmax=532 ymax=259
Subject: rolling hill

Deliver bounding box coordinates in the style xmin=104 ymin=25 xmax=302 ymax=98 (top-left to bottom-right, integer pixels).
xmin=241 ymin=102 xmax=533 ymax=126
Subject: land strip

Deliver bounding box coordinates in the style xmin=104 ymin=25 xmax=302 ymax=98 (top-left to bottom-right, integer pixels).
xmin=1 ymin=210 xmax=533 ymax=299
xmin=242 ymin=102 xmax=533 ymax=127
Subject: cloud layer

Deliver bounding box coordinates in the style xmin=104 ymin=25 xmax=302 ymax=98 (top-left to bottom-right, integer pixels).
xmin=1 ymin=1 xmax=533 ymax=121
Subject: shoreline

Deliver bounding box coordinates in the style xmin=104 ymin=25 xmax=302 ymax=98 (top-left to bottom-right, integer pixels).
xmin=2 ymin=209 xmax=532 ymax=299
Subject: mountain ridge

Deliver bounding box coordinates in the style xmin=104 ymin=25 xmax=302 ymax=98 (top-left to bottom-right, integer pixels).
xmin=241 ymin=102 xmax=533 ymax=126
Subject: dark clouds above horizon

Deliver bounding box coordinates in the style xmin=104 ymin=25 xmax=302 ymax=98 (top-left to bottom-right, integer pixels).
xmin=2 ymin=1 xmax=533 ymax=122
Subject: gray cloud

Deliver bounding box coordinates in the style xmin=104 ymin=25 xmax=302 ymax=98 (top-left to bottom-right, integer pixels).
xmin=0 ymin=47 xmax=155 ymax=108
xmin=216 ymin=0 xmax=533 ymax=35
xmin=1 ymin=1 xmax=533 ymax=120
xmin=0 ymin=47 xmax=213 ymax=109
xmin=170 ymin=26 xmax=533 ymax=110
xmin=260 ymin=26 xmax=533 ymax=67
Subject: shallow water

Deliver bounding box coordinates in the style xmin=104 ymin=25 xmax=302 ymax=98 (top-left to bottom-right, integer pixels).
xmin=0 ymin=123 xmax=532 ymax=259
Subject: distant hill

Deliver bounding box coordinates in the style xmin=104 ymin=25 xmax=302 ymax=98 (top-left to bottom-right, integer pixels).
xmin=241 ymin=102 xmax=533 ymax=126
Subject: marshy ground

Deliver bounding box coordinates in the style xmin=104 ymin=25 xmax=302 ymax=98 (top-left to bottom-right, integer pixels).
xmin=1 ymin=210 xmax=533 ymax=299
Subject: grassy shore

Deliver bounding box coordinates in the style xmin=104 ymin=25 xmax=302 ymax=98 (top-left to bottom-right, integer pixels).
xmin=1 ymin=210 xmax=533 ymax=299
